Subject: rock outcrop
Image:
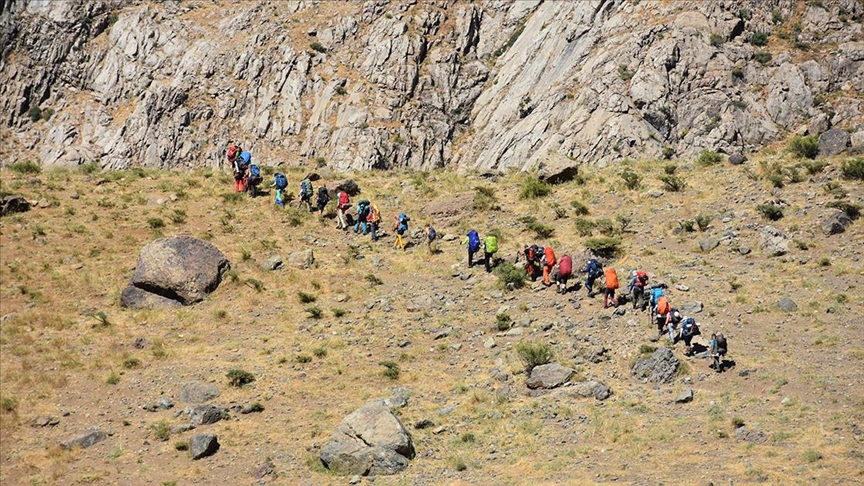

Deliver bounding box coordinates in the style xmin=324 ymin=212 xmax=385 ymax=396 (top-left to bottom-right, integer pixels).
xmin=1 ymin=1 xmax=862 ymax=172
xmin=632 ymin=347 xmax=680 ymax=384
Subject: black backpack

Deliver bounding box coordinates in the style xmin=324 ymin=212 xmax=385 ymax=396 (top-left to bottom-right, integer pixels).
xmin=715 ymin=334 xmax=727 ymax=353
xmin=317 ymin=186 xmax=330 ymax=203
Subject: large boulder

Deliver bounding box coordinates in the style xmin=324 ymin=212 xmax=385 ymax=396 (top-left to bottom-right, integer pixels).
xmin=554 ymin=380 xmax=612 ymax=400
xmin=320 ymin=400 xmax=415 ymax=476
xmin=526 ymin=363 xmax=575 ymax=390
xmin=286 ymin=249 xmax=314 ymax=269
xmin=420 ymin=194 xmax=474 ymax=221
xmin=632 ymin=348 xmax=680 ymax=384
xmin=180 ymin=381 xmax=220 ymax=404
xmin=189 ymin=434 xmax=220 ymax=459
xmin=327 ymin=179 xmax=361 ymax=196
xmin=760 ymin=225 xmax=790 ymax=257
xmin=1 ymin=195 xmax=30 ymax=216
xmin=820 ymin=211 xmax=852 ymax=236
xmin=120 ymin=286 xmax=183 ymax=309
xmin=536 ymin=159 xmax=580 ymax=185
xmin=818 ymin=128 xmax=850 ymax=156
xmin=121 ymin=236 xmax=230 ymax=308
xmin=61 ymin=430 xmax=106 ymax=450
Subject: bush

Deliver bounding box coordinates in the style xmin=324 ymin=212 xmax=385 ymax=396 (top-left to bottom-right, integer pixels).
xmin=305 ymin=306 xmax=323 ymax=319
xmin=494 ymin=261 xmax=525 ymax=290
xmin=518 ymin=216 xmax=554 ymax=238
xmin=595 ymin=218 xmax=616 ymax=236
xmin=0 ymin=397 xmax=18 ymax=414
xmin=297 ymin=291 xmax=317 ymax=303
xmin=518 ymin=176 xmax=551 ymax=199
xmin=365 ymin=274 xmax=383 ymax=285
xmin=496 ymin=313 xmax=512 ymax=331
xmin=515 ymin=341 xmax=554 ymax=373
xmin=800 ymin=159 xmax=829 ymax=175
xmin=380 ymin=361 xmax=400 ymax=380
xmin=663 ymin=164 xmax=677 ymax=175
xmin=122 ymin=358 xmax=141 ymax=369
xmin=570 ymin=200 xmax=589 ymax=215
xmin=147 ymin=217 xmax=165 ymax=229
xmin=620 ymin=170 xmax=642 ymax=190
xmin=659 ymin=174 xmax=685 ymax=192
xmin=694 ymin=214 xmax=712 ymax=232
xmin=618 ymin=64 xmax=634 ymax=81
xmin=756 ymin=204 xmax=784 ymax=221
xmin=310 ymin=42 xmax=326 ymax=53
xmin=788 ymin=135 xmax=819 ymax=159
xmin=27 ymin=106 xmax=42 ymax=122
xmin=245 ymin=278 xmax=265 ymax=292
xmin=493 ymin=24 xmax=524 ymax=58
xmin=151 ymin=421 xmax=170 ymax=441
xmin=574 ymin=217 xmax=596 ymax=237
xmin=709 ymin=34 xmax=724 ymax=47
xmin=41 ymin=108 xmax=55 ymax=121
xmin=7 ymin=160 xmax=41 ymax=175
xmin=174 ymin=441 xmax=189 ymax=451
xmin=825 ymin=200 xmax=861 ymax=219
xmin=334 ymin=85 xmax=347 ymax=96
xmin=750 ymin=31 xmax=770 ymax=46
xmin=295 ymin=354 xmax=312 ymax=363
xmin=679 ymin=219 xmax=696 ymax=232
xmin=662 ymin=146 xmax=675 ymax=159
xmin=313 ymin=347 xmax=327 ymax=358
xmin=473 ymin=186 xmax=499 ymax=210
xmin=840 ymin=158 xmax=864 ymax=180
xmin=696 ymin=149 xmax=723 ymax=167
xmin=753 ymin=51 xmax=772 ymax=64
xmin=332 ymin=307 xmax=348 ymax=318
xmin=79 ymin=161 xmax=101 ymax=175
xmin=226 ymin=369 xmax=256 ymax=387
xmin=585 ymin=237 xmax=621 ymax=257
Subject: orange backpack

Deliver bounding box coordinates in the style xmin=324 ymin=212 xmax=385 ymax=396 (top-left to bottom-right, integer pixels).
xmin=544 ymin=247 xmax=556 ymax=266
xmin=656 ymin=296 xmax=670 ymax=315
xmin=605 ymin=268 xmax=619 ymax=290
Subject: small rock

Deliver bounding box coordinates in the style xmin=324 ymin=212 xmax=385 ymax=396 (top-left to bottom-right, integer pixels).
xmin=260 ymin=255 xmax=283 ymax=271
xmin=190 ymin=405 xmax=224 ymax=426
xmin=821 ymin=211 xmax=852 ymax=236
xmin=442 ymin=234 xmax=458 ymax=242
xmin=180 ymin=381 xmax=220 ymax=404
xmin=541 ymin=322 xmax=553 ymax=331
xmin=647 ymin=190 xmax=664 ymax=198
xmin=30 ymin=416 xmax=59 ymax=427
xmin=349 ymin=475 xmax=362 ymax=485
xmin=777 ymin=297 xmax=797 ymax=312
xmin=189 ymin=434 xmax=220 ymax=459
xmin=70 ymin=192 xmax=80 ymax=199
xmin=680 ymin=302 xmax=703 ymax=314
xmin=61 ymin=430 xmax=106 ymax=450
xmin=414 ymin=419 xmax=435 ymax=430
xmin=675 ymin=284 xmax=689 ymax=292
xmin=484 ymin=338 xmax=496 ymax=349
xmin=434 ymin=327 xmax=452 ymax=340
xmin=335 ymin=293 xmax=348 ymax=302
xmin=699 ymin=237 xmax=720 ymax=252
xmin=738 ymin=246 xmax=751 ymax=255
xmin=613 ymin=307 xmax=626 ymax=316
xmin=675 ymin=389 xmax=694 ymax=404
xmin=286 ymin=249 xmax=315 ymax=269
xmin=0 ymin=195 xmax=31 ymax=216
xmin=526 ymin=363 xmax=575 ymax=390
xmin=158 ymin=398 xmax=174 ymax=410
xmin=818 ymin=128 xmax=850 ymax=156
xmin=253 ymin=459 xmax=275 ymax=479
xmin=728 ymin=152 xmax=746 ymax=165
xmin=133 ymin=337 xmax=149 ymax=349
xmin=518 ymin=317 xmax=532 ymax=327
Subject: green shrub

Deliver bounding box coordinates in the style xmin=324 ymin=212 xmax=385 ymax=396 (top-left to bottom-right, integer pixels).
xmin=800 ymin=159 xmax=828 ymax=175
xmin=313 ymin=347 xmax=327 ymax=358
xmin=297 ymin=291 xmax=317 ymax=304
xmin=659 ymin=174 xmax=685 ymax=192
xmin=788 ymin=135 xmax=819 ymax=159
xmin=380 ymin=361 xmax=400 ymax=380
xmin=518 ymin=176 xmax=551 ymax=199
xmin=7 ymin=160 xmax=41 ymax=175
xmin=574 ymin=217 xmax=596 ymax=237
xmin=570 ymin=200 xmax=589 ymax=215
xmin=709 ymin=34 xmax=724 ymax=47
xmin=771 ymin=9 xmax=783 ymax=24
xmin=473 ymin=186 xmax=499 ymax=210
xmin=694 ymin=214 xmax=712 ymax=232
xmin=696 ymin=149 xmax=723 ymax=167
xmin=584 ymin=237 xmax=622 ymax=257
xmin=679 ymin=219 xmax=696 ymax=232
xmin=245 ymin=278 xmax=264 ymax=292
xmin=595 ymin=218 xmax=616 ymax=236
xmin=825 ymin=200 xmax=861 ymax=219
xmin=332 ymin=308 xmax=348 ymax=318
xmin=662 ymin=146 xmax=676 ymax=159
xmin=618 ymin=64 xmax=634 ymax=81
xmin=663 ymin=164 xmax=677 ymax=175
xmin=27 ymin=106 xmax=42 ymax=122
xmin=305 ymin=306 xmax=323 ymax=319
xmin=620 ymin=170 xmax=642 ymax=190
xmin=515 ymin=341 xmax=554 ymax=373
xmin=0 ymin=397 xmax=19 ymax=414
xmin=840 ymin=158 xmax=864 ymax=180
xmin=295 ymin=354 xmax=312 ymax=363
xmin=169 ymin=209 xmax=186 ymax=224
xmin=246 ymin=402 xmax=265 ymax=413
xmin=494 ymin=261 xmax=525 ymax=290
xmin=638 ymin=344 xmax=657 ymax=356
xmin=756 ymin=204 xmax=784 ymax=221
xmin=750 ymin=31 xmax=770 ymax=46
xmin=122 ymin=358 xmax=141 ymax=369
xmin=79 ymin=161 xmax=101 ymax=175
xmin=334 ymin=85 xmax=347 ymax=96
xmin=365 ymin=274 xmax=383 ymax=285
xmin=518 ymin=216 xmax=554 ymax=238
xmin=220 ymin=192 xmax=244 ymax=204
xmin=146 ymin=217 xmax=165 ymax=229
xmin=151 ymin=421 xmax=170 ymax=441
xmin=226 ymin=369 xmax=256 ymax=387
xmin=496 ymin=313 xmax=512 ymax=331
xmin=493 ymin=24 xmax=524 ymax=57
xmin=310 ymin=42 xmax=326 ymax=53
xmin=106 ymin=372 xmax=120 ymax=385
xmin=174 ymin=441 xmax=189 ymax=451
xmin=753 ymin=51 xmax=772 ymax=64
xmin=41 ymin=108 xmax=55 ymax=121
xmin=802 ymin=449 xmax=822 ymax=463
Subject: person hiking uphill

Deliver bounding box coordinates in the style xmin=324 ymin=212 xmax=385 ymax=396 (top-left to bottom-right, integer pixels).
xmin=316 ymin=186 xmax=330 ymax=217
xmin=582 ymin=258 xmax=603 ymax=297
xmin=355 ymin=200 xmax=371 ymax=235
xmin=676 ymin=317 xmax=700 ymax=356
xmin=226 ymin=144 xmax=239 ymax=172
xmin=298 ymin=177 xmax=314 ymax=212
xmin=423 ymin=224 xmax=437 ymax=254
xmin=516 ymin=244 xmax=542 ymax=281
xmin=648 ymin=286 xmax=665 ymax=325
xmin=336 ymin=191 xmax=351 ymax=231
xmin=708 ymin=333 xmax=728 ymax=372
xmin=554 ymin=254 xmax=573 ymax=294
xmin=603 ymin=267 xmax=619 ymax=308
xmin=483 ymin=233 xmax=498 ymax=273
xmin=245 ymin=162 xmax=262 ymax=197
xmin=628 ymin=270 xmax=649 ymax=310
xmin=233 ymin=150 xmax=252 ymax=193
xmin=542 ymin=246 xmax=556 ymax=286
xmin=393 ymin=213 xmax=410 ymax=250
xmin=463 ymin=230 xmax=481 ymax=267
xmin=271 ymin=173 xmax=288 ymax=207
xmin=367 ymin=203 xmax=381 ymax=241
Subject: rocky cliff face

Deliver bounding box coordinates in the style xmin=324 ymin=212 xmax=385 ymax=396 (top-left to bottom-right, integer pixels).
xmin=1 ymin=0 xmax=862 ymax=172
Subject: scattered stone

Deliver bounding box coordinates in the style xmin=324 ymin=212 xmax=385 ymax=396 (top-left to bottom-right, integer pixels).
xmin=122 ymin=236 xmax=231 ymax=308
xmin=613 ymin=307 xmax=626 ymax=316
xmin=555 ymin=380 xmax=612 ymax=401
xmin=632 ymin=348 xmax=680 ymax=384
xmin=526 ymin=363 xmax=575 ymax=390
xmin=818 ymin=128 xmax=850 ymax=156
xmin=157 ymin=398 xmax=173 ymax=410
xmin=180 ymin=381 xmax=220 ymax=404
xmin=335 ymin=293 xmax=348 ymax=302
xmin=728 ymin=152 xmax=746 ymax=165
xmin=434 ymin=327 xmax=452 ymax=340
xmin=405 ymin=295 xmax=434 ymax=312
xmin=518 ymin=317 xmax=532 ymax=327
xmin=541 ymin=322 xmax=554 ymax=331
xmin=735 ymin=427 xmax=767 ymax=443
xmin=505 ymin=327 xmax=524 ymax=336
xmin=699 ymin=237 xmax=720 ymax=252
xmin=320 ymin=400 xmax=415 ymax=476
xmin=420 ymin=194 xmax=473 ymax=221
xmin=349 ymin=475 xmax=362 ymax=485
xmin=61 ymin=430 xmax=106 ymax=450
xmin=260 ymin=255 xmax=283 ymax=271
xmin=647 ymin=190 xmax=664 ymax=198
xmin=190 ymin=405 xmax=224 ymax=426
xmin=253 ymin=459 xmax=275 ymax=479
xmin=821 ymin=211 xmax=852 ymax=236
xmin=398 ymin=340 xmax=411 ymax=348
xmin=738 ymin=246 xmax=751 ymax=255
xmin=442 ymin=234 xmax=458 ymax=242
xmin=777 ymin=297 xmax=798 ymax=312
xmin=170 ymin=424 xmax=195 ymax=434
xmin=190 ymin=434 xmax=220 ymax=459
xmin=675 ymin=284 xmax=689 ymax=292
xmin=30 ymin=416 xmax=59 ymax=427
xmin=680 ymin=301 xmax=703 ymax=314
xmin=760 ymin=226 xmax=790 ymax=257
xmin=675 ymin=389 xmax=694 ymax=404
xmin=240 ymin=403 xmax=264 ymax=414
xmin=438 ymin=405 xmax=456 ymax=416
xmin=414 ymin=419 xmax=434 ymax=430
xmin=484 ymin=338 xmax=496 ymax=349
xmin=286 ymin=249 xmax=315 ymax=269
xmin=0 ymin=195 xmax=30 ymax=216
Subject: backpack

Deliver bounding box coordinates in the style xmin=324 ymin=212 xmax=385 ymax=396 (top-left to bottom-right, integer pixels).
xmin=681 ymin=317 xmax=698 ymax=336
xmin=656 ymin=296 xmax=670 ymax=315
xmin=715 ymin=334 xmax=727 ymax=353
xmin=544 ymin=247 xmax=556 ymax=267
xmin=238 ymin=151 xmax=252 ymax=165
xmin=398 ymin=213 xmax=409 ymax=224
xmin=650 ymin=287 xmax=665 ymax=304
xmin=249 ymin=164 xmax=260 ymax=178
xmin=467 ymin=230 xmax=480 ymax=252
xmin=605 ymin=268 xmax=619 ymax=290
xmin=357 ymin=201 xmax=370 ymax=218
xmin=587 ymin=259 xmax=603 ymax=278
xmin=226 ymin=145 xmax=238 ymax=161
xmin=559 ymin=255 xmax=572 ymax=276
xmin=274 ymin=173 xmax=288 ymax=190
xmin=524 ymin=246 xmax=535 ymax=263
xmin=338 ymin=191 xmax=350 ymax=209
xmin=530 ymin=244 xmax=543 ymax=263
xmin=635 ymin=270 xmax=648 ymax=286
xmin=301 ymin=179 xmax=312 ymax=197
xmin=317 ymin=186 xmax=330 ymax=203
xmin=428 ymin=226 xmax=436 ymax=241
xmin=484 ymin=235 xmax=498 ymax=254
xmin=368 ymin=205 xmax=380 ymax=223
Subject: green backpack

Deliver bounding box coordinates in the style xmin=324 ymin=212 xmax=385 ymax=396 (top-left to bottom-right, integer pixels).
xmin=484 ymin=235 xmax=498 ymax=254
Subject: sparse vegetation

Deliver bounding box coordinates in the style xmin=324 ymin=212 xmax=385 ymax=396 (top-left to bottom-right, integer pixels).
xmin=696 ymin=149 xmax=723 ymax=167
xmin=709 ymin=34 xmax=724 ymax=47
xmin=756 ymin=203 xmax=784 ymax=221
xmin=840 ymin=158 xmax=864 ymax=180
xmin=518 ymin=176 xmax=551 ymax=199
xmin=659 ymin=174 xmax=685 ymax=192
xmin=518 ymin=215 xmax=554 ymax=238
xmin=788 ymin=135 xmax=819 ymax=159
xmin=750 ymin=31 xmax=770 ymax=46
xmin=365 ymin=274 xmax=383 ymax=286
xmin=618 ymin=64 xmax=634 ymax=81
xmin=496 ymin=313 xmax=512 ymax=331
xmin=584 ymin=237 xmax=621 ymax=257
xmin=151 ymin=421 xmax=170 ymax=441
xmin=379 ymin=361 xmax=400 ymax=380
xmin=297 ymin=291 xmax=317 ymax=303
xmin=620 ymin=170 xmax=642 ymax=190
xmin=227 ymin=369 xmax=256 ymax=387
xmin=753 ymin=51 xmax=772 ymax=64
xmin=494 ymin=261 xmax=525 ymax=290
xmin=310 ymin=42 xmax=326 ymax=53
xmin=515 ymin=341 xmax=554 ymax=373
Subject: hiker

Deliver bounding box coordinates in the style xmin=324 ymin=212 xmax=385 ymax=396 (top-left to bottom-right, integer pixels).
xmin=367 ymin=203 xmax=381 ymax=241
xmin=676 ymin=317 xmax=700 ymax=355
xmin=233 ymin=150 xmax=251 ymax=193
xmin=628 ymin=270 xmax=649 ymax=310
xmin=582 ymin=258 xmax=603 ymax=297
xmin=554 ymin=254 xmax=573 ymax=294
xmin=708 ymin=333 xmax=727 ymax=371
xmin=653 ymin=295 xmax=672 ymax=336
xmin=298 ymin=177 xmax=314 ymax=212
xmin=393 ymin=212 xmax=410 ymax=250
xmin=272 ymin=173 xmax=288 ymax=207
xmin=423 ymin=224 xmax=437 ymax=254
xmin=355 ymin=199 xmax=371 ymax=235
xmin=665 ymin=308 xmax=683 ymax=342
xmin=517 ymin=244 xmax=543 ymax=281
xmin=336 ymin=190 xmax=351 ymax=230
xmin=226 ymin=144 xmax=239 ymax=168
xmin=316 ymin=186 xmax=330 ymax=217
xmin=246 ymin=163 xmax=262 ymax=197
xmin=603 ymin=267 xmax=619 ymax=308
xmin=463 ymin=230 xmax=481 ymax=267
xmin=483 ymin=233 xmax=499 ymax=273
xmin=542 ymin=246 xmax=556 ymax=286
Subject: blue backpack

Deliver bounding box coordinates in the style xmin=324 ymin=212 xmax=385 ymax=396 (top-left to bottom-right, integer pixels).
xmin=586 ymin=259 xmax=602 ymax=278
xmin=467 ymin=230 xmax=480 ymax=252
xmin=397 ymin=213 xmax=409 ymax=231
xmin=300 ymin=179 xmax=312 ymax=196
xmin=249 ymin=164 xmax=260 ymax=178
xmin=274 ymin=173 xmax=288 ymax=190
xmin=650 ymin=287 xmax=665 ymax=305
xmin=238 ymin=151 xmax=252 ymax=165
xmin=428 ymin=226 xmax=436 ymax=241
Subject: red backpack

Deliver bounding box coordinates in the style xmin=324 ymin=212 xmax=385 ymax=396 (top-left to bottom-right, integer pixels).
xmin=338 ymin=191 xmax=350 ymax=209
xmin=544 ymin=247 xmax=556 ymax=267
xmin=559 ymin=255 xmax=572 ymax=277
xmin=226 ymin=145 xmax=238 ymax=162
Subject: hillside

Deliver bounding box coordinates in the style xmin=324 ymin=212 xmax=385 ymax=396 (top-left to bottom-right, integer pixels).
xmin=1 ymin=0 xmax=863 ymax=171
xmin=1 ymin=148 xmax=863 ymax=484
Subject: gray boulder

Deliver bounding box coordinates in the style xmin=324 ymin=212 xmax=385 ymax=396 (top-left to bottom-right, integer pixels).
xmin=189 ymin=434 xmax=220 ymax=459
xmin=760 ymin=226 xmax=790 ymax=257
xmin=777 ymin=297 xmax=798 ymax=312
xmin=675 ymin=389 xmax=694 ymax=404
xmin=699 ymin=237 xmax=719 ymax=252
xmin=632 ymin=348 xmax=680 ymax=384
xmin=728 ymin=153 xmax=746 ymax=165
xmin=320 ymin=400 xmax=415 ymax=476
xmin=122 ymin=236 xmax=230 ymax=308
xmin=821 ymin=211 xmax=852 ymax=236
xmin=526 ymin=363 xmax=575 ymax=390
xmin=260 ymin=255 xmax=283 ymax=271
xmin=61 ymin=430 xmax=106 ymax=450
xmin=556 ymin=380 xmax=612 ymax=401
xmin=680 ymin=302 xmax=703 ymax=314
xmin=327 ymin=179 xmax=361 ymax=196
xmin=818 ymin=128 xmax=850 ymax=156
xmin=1 ymin=195 xmax=30 ymax=216
xmin=190 ymin=405 xmax=224 ymax=426
xmin=536 ymin=159 xmax=580 ymax=185
xmin=120 ymin=285 xmax=183 ymax=309
xmin=286 ymin=249 xmax=314 ymax=269
xmin=180 ymin=381 xmax=220 ymax=404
